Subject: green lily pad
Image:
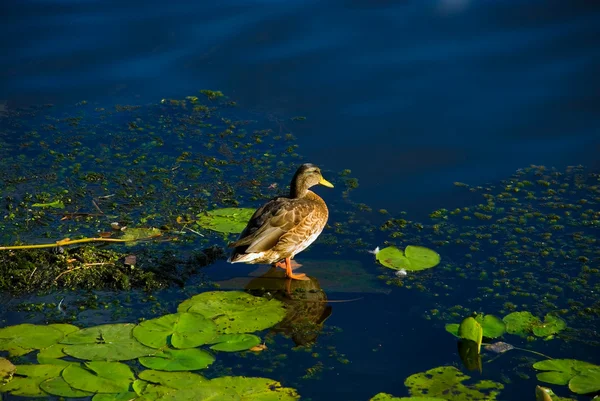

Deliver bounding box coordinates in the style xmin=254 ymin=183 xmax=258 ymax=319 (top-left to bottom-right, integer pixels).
xmin=458 ymin=317 xmax=482 ymax=353
xmin=209 ymin=334 xmax=261 ymax=352
xmin=177 ymin=291 xmax=286 ymax=334
xmin=568 ymin=367 xmax=600 ymax=394
xmin=474 ymin=314 xmax=506 ymax=339
xmin=503 ymin=311 xmax=542 ymax=337
xmin=210 ymin=376 xmax=300 ymax=400
xmin=375 ymin=247 xmax=411 ymax=270
xmin=0 ymin=364 xmax=64 ymax=397
xmin=121 ymin=227 xmax=162 ymax=241
xmin=532 ymin=315 xmax=567 ymax=337
xmin=37 ymin=344 xmax=68 ymax=363
xmin=61 ymin=323 xmax=156 ymax=361
xmin=445 ymin=323 xmax=459 ymax=337
xmin=133 ymin=312 xmax=218 ymax=349
xmin=40 ymin=376 xmax=95 ymax=398
xmin=405 ymin=366 xmax=503 ymax=400
xmin=0 ymin=357 xmax=15 ymax=384
xmin=0 ymin=324 xmax=65 ymax=354
xmin=369 ymin=394 xmax=446 ymax=401
xmin=93 ymin=392 xmax=139 ymax=401
xmin=31 ymin=200 xmax=64 ymax=209
xmin=533 ymin=359 xmax=599 ymax=385
xmin=375 ymin=246 xmax=440 ymax=271
xmin=62 ymin=361 xmax=135 ymax=393
xmin=138 ymin=370 xmax=209 ymax=389
xmin=139 ymin=348 xmax=215 ymax=371
xmin=195 ymin=208 xmax=255 ymax=234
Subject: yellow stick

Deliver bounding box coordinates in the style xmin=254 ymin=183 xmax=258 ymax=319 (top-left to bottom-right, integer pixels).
xmin=0 ymin=235 xmax=161 ymax=250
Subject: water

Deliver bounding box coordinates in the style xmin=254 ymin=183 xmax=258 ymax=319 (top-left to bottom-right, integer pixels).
xmin=1 ymin=1 xmax=599 ymax=400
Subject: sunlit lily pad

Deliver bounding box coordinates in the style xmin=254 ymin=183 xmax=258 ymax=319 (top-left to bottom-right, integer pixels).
xmin=195 ymin=208 xmax=255 ymax=234
xmin=503 ymin=311 xmax=542 ymax=337
xmin=62 ymin=361 xmax=135 ymax=393
xmin=61 ymin=323 xmax=156 ymax=361
xmin=177 ymin=291 xmax=286 ymax=334
xmin=139 ymin=348 xmax=215 ymax=371
xmin=92 ymin=392 xmax=139 ymax=401
xmin=568 ymin=367 xmax=600 ymax=394
xmin=133 ymin=312 xmax=218 ymax=349
xmin=474 ymin=314 xmax=506 ymax=339
xmin=375 ymin=246 xmax=440 ymax=271
xmin=40 ymin=376 xmax=95 ymax=398
xmin=210 ymin=376 xmax=300 ymax=400
xmin=0 ymin=324 xmax=66 ymax=355
xmin=532 ymin=315 xmax=566 ymax=337
xmin=0 ymin=364 xmax=64 ymax=397
xmin=533 ymin=359 xmax=599 ymax=385
xmin=369 ymin=393 xmax=446 ymax=401
xmin=37 ymin=344 xmax=70 ymax=365
xmin=209 ymin=334 xmax=261 ymax=352
xmin=138 ymin=370 xmax=209 ymax=389
xmin=458 ymin=317 xmax=482 ymax=353
xmin=405 ymin=366 xmax=503 ymax=400
xmin=121 ymin=227 xmax=162 ymax=241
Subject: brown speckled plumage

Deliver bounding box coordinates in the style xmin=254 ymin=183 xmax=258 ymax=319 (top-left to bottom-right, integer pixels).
xmin=228 ymin=164 xmax=333 ymax=273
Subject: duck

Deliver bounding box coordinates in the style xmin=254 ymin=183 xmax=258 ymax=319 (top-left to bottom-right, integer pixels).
xmin=227 ymin=163 xmax=334 ymax=280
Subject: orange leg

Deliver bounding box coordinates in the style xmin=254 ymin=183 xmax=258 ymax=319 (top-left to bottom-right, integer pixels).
xmin=284 ymin=257 xmax=309 ymax=281
xmin=274 ymin=259 xmax=303 ymax=270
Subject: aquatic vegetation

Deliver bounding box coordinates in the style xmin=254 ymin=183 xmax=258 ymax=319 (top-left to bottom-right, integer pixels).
xmin=445 ymin=313 xmax=506 ymax=339
xmin=194 ymin=207 xmax=256 ymax=234
xmin=374 ymin=245 xmax=440 ymax=271
xmin=503 ymin=311 xmax=566 ymax=338
xmin=404 ymin=366 xmax=504 ymax=400
xmin=369 ymin=394 xmax=445 ymax=401
xmin=533 ymin=359 xmax=600 ymax=394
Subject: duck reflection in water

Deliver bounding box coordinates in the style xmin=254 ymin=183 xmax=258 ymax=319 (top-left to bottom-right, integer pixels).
xmin=244 ymin=266 xmax=332 ymax=347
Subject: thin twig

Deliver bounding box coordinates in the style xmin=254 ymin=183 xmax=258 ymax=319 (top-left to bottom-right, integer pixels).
xmin=91 ymin=199 xmax=104 ymax=214
xmin=184 ymin=226 xmax=204 ymax=237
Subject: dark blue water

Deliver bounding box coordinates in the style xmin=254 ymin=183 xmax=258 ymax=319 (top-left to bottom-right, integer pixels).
xmin=1 ymin=1 xmax=600 ymax=400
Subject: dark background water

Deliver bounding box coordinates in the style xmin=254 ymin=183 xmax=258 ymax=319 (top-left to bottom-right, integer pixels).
xmin=2 ymin=0 xmax=599 ymax=218
xmin=1 ymin=1 xmax=600 ymax=400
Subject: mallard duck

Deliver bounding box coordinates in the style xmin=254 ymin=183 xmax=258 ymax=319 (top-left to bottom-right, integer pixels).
xmin=227 ymin=163 xmax=333 ymax=280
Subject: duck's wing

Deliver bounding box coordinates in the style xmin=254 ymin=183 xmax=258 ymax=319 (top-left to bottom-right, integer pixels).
xmin=228 ymin=197 xmax=312 ymax=253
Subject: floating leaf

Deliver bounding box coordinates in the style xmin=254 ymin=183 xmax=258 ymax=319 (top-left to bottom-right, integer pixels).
xmin=445 ymin=323 xmax=459 ymax=337
xmin=0 ymin=364 xmax=64 ymax=397
xmin=458 ymin=317 xmax=483 ymax=353
xmin=61 ymin=323 xmax=156 ymax=361
xmin=369 ymin=393 xmax=446 ymax=401
xmin=568 ymin=367 xmax=600 ymax=394
xmin=177 ymin=291 xmax=286 ymax=334
xmin=133 ymin=312 xmax=217 ymax=349
xmin=404 ymin=245 xmax=441 ymax=270
xmin=37 ymin=344 xmax=69 ymax=365
xmin=474 ymin=314 xmax=506 ymax=339
xmin=62 ymin=361 xmax=135 ymax=393
xmin=405 ymin=366 xmax=503 ymax=400
xmin=209 ymin=334 xmax=261 ymax=352
xmin=533 ymin=359 xmax=598 ymax=385
xmin=195 ymin=208 xmax=255 ymax=234
xmin=121 ymin=227 xmax=162 ymax=241
xmin=0 ymin=357 xmax=16 ymax=383
xmin=375 ymin=247 xmax=411 ymax=270
xmin=139 ymin=348 xmax=215 ymax=371
xmin=40 ymin=376 xmax=95 ymax=398
xmin=92 ymin=392 xmax=138 ymax=401
xmin=532 ymin=315 xmax=567 ymax=338
xmin=210 ymin=376 xmax=300 ymax=400
xmin=138 ymin=370 xmax=209 ymax=389
xmin=31 ymin=200 xmax=64 ymax=209
xmin=0 ymin=324 xmax=65 ymax=354
xmin=48 ymin=324 xmax=80 ymax=336
xmin=503 ymin=311 xmax=542 ymax=337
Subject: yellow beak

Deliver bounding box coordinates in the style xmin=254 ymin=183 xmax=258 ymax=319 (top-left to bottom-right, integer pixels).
xmin=319 ymin=177 xmax=334 ymax=188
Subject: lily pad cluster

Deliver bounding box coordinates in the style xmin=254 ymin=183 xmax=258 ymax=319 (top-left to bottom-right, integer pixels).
xmin=533 ymin=359 xmax=600 ymax=395
xmin=194 ymin=208 xmax=256 ymax=234
xmin=374 ymin=245 xmax=440 ymax=271
xmin=0 ymin=291 xmax=292 ymax=399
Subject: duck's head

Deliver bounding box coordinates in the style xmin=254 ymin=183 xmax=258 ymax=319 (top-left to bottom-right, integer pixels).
xmin=290 ymin=163 xmax=334 ymax=198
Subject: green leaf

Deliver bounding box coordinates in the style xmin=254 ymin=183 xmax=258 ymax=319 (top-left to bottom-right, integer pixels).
xmin=121 ymin=227 xmax=162 ymax=241
xmin=40 ymin=376 xmax=95 ymax=398
xmin=503 ymin=311 xmax=542 ymax=337
xmin=210 ymin=376 xmax=300 ymax=400
xmin=31 ymin=200 xmax=64 ymax=209
xmin=48 ymin=323 xmax=80 ymax=336
xmin=138 ymin=370 xmax=209 ymax=389
xmin=533 ymin=359 xmax=598 ymax=385
xmin=61 ymin=323 xmax=156 ymax=361
xmin=474 ymin=314 xmax=506 ymax=339
xmin=177 ymin=291 xmax=286 ymax=334
xmin=209 ymin=334 xmax=261 ymax=352
xmin=404 ymin=245 xmax=441 ymax=270
xmin=0 ymin=364 xmax=64 ymax=397
xmin=458 ymin=317 xmax=483 ymax=353
xmin=37 ymin=344 xmax=67 ymax=363
xmin=0 ymin=324 xmax=65 ymax=352
xmin=139 ymin=348 xmax=215 ymax=371
xmin=62 ymin=361 xmax=135 ymax=393
xmin=445 ymin=323 xmax=459 ymax=337
xmin=133 ymin=312 xmax=218 ymax=349
xmin=369 ymin=393 xmax=446 ymax=401
xmin=93 ymin=392 xmax=139 ymax=401
xmin=375 ymin=246 xmax=411 ymax=270
xmin=404 ymin=366 xmax=503 ymax=401
xmin=532 ymin=314 xmax=567 ymax=337
xmin=569 ymin=367 xmax=600 ymax=394
xmin=195 ymin=208 xmax=255 ymax=234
